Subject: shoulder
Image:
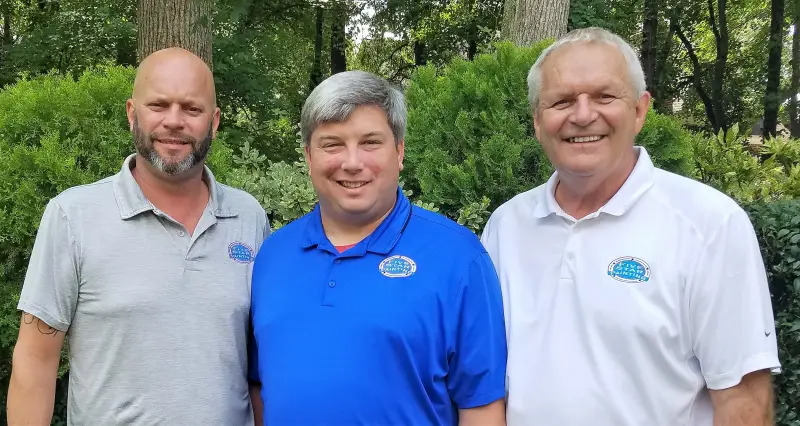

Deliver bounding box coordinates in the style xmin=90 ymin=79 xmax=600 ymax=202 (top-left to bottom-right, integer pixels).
xmin=407 ymin=206 xmax=486 ymax=256
xmin=483 ymin=183 xmax=547 ymax=235
xmin=259 ymin=210 xmax=313 ymax=247
xmin=50 ymin=175 xmax=117 ymax=216
xmin=649 ymin=169 xmax=750 ymax=240
xmin=215 ymin=182 xmax=265 ymax=216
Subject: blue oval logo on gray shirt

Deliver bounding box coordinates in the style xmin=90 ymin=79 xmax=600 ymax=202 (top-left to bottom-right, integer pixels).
xmin=228 ymin=242 xmax=254 ymax=264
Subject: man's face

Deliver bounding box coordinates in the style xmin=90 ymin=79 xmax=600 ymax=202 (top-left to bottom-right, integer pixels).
xmin=305 ymin=105 xmax=404 ymax=225
xmin=126 ymin=55 xmax=220 ymax=176
xmin=533 ymin=42 xmax=650 ymax=180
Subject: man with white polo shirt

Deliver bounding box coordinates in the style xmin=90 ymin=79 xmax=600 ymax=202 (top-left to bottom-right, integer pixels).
xmin=249 ymin=70 xmax=507 ymax=426
xmin=8 ymin=48 xmax=269 ymax=425
xmin=481 ymin=27 xmax=781 ymax=425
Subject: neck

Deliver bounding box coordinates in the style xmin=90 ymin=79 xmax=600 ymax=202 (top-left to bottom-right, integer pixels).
xmin=555 ymin=148 xmax=638 ymax=220
xmin=131 ymin=154 xmax=208 ymax=211
xmin=321 ymin=200 xmax=396 ymax=247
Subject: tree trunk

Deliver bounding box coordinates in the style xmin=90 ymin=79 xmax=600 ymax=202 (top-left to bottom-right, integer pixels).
xmin=653 ymin=16 xmax=676 ymax=113
xmin=330 ymin=7 xmax=347 ymax=75
xmin=414 ymin=41 xmax=427 ymax=66
xmin=309 ymin=6 xmax=324 ymax=91
xmin=502 ymin=0 xmax=570 ymax=45
xmin=763 ymin=0 xmax=785 ymax=140
xmin=675 ymin=22 xmax=718 ymax=131
xmin=708 ymin=0 xmax=728 ymax=132
xmin=2 ymin=0 xmax=12 ymax=46
xmin=791 ymin=0 xmax=800 ymax=138
xmin=137 ymin=0 xmax=213 ymax=68
xmin=641 ymin=0 xmax=658 ymax=97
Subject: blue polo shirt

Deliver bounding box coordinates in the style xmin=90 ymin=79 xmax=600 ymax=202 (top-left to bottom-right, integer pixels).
xmin=249 ymin=188 xmax=507 ymax=425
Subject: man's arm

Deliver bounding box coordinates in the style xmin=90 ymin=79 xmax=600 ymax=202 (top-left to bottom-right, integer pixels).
xmin=250 ymin=383 xmax=263 ymax=426
xmin=709 ymin=370 xmax=774 ymax=426
xmin=459 ymin=399 xmax=506 ymax=426
xmin=7 ymin=312 xmax=66 ymax=426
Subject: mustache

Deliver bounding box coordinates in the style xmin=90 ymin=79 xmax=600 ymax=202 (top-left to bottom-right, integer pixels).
xmin=149 ymin=131 xmax=197 ymax=144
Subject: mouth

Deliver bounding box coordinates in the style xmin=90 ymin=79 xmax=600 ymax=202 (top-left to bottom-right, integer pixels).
xmin=564 ymin=135 xmax=605 ymax=143
xmin=337 ymin=180 xmax=369 ymax=189
xmin=156 ymin=138 xmax=190 ymax=145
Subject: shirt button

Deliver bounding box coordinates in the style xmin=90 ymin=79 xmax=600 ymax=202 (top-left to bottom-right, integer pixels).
xmin=334 ymin=259 xmax=341 ymax=264
xmin=328 ymin=281 xmax=336 ymax=288
xmin=178 ymin=231 xmax=185 ymax=237
xmin=567 ymin=253 xmax=574 ymax=260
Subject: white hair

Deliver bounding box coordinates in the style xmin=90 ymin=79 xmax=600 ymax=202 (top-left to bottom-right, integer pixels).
xmin=301 ymin=70 xmax=407 ymax=147
xmin=527 ymin=27 xmax=647 ymax=111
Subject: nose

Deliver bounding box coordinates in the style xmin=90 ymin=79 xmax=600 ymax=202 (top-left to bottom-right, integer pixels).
xmin=162 ymin=104 xmax=185 ymax=131
xmin=340 ymin=145 xmax=363 ymax=173
xmin=569 ymin=94 xmax=598 ymax=127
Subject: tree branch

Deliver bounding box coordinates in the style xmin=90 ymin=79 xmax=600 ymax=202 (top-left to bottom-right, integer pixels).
xmin=674 ymin=22 xmax=718 ymax=130
xmin=707 ymin=0 xmax=721 ymax=46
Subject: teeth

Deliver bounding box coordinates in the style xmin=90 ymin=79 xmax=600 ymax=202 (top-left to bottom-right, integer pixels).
xmin=568 ymin=135 xmax=603 ymax=143
xmin=339 ymin=181 xmax=367 ymax=189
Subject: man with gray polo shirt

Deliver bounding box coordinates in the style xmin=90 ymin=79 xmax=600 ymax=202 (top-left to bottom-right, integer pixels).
xmin=7 ymin=48 xmax=269 ymax=425
xmin=481 ymin=27 xmax=780 ymax=425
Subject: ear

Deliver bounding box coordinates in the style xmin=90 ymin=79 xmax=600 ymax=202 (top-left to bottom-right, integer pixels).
xmin=303 ymin=144 xmax=312 ymax=175
xmin=634 ymin=91 xmax=652 ymax=134
xmin=532 ymin=108 xmax=541 ymax=142
xmin=396 ymin=139 xmax=405 ymax=171
xmin=211 ymin=107 xmax=221 ymax=138
xmin=126 ymin=99 xmax=136 ymax=131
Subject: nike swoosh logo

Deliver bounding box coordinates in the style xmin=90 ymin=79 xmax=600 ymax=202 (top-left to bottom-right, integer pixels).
xmin=765 ymin=331 xmax=772 ymax=337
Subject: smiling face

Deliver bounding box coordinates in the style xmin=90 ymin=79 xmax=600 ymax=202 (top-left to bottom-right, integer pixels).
xmin=305 ymin=105 xmax=404 ymax=226
xmin=126 ymin=48 xmax=220 ymax=177
xmin=533 ymin=41 xmax=650 ymax=182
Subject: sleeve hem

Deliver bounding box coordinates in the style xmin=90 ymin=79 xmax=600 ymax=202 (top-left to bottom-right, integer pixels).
xmin=704 ymin=352 xmax=782 ymax=390
xmin=17 ymin=301 xmax=70 ymax=332
xmin=456 ymin=389 xmax=506 ymax=409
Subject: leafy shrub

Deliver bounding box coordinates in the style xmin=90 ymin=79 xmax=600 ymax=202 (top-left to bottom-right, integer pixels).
xmin=404 ymin=41 xmax=696 ymax=222
xmin=745 ymin=201 xmax=800 ymax=425
xmin=692 ymin=125 xmax=800 ymax=203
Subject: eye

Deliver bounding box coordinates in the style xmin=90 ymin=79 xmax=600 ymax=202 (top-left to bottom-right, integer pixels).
xmin=186 ymin=106 xmax=202 ymax=113
xmin=148 ymin=102 xmax=167 ymax=110
xmin=552 ymin=99 xmax=572 ymax=109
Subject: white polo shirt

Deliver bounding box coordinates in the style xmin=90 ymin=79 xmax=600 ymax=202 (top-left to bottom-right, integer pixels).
xmin=481 ymin=146 xmax=780 ymax=426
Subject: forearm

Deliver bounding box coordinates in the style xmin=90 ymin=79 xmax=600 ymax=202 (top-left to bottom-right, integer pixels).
xmin=250 ymin=383 xmax=263 ymax=426
xmin=714 ymin=398 xmax=773 ymax=426
xmin=7 ymin=346 xmax=59 ymax=426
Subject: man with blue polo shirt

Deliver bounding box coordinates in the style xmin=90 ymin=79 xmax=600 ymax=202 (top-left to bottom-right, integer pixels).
xmin=249 ymin=70 xmax=507 ymax=426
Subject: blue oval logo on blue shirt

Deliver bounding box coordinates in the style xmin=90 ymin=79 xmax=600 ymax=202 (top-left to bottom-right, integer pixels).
xmin=607 ymin=256 xmax=650 ymax=283
xmin=379 ymin=255 xmax=417 ymax=278
xmin=228 ymin=242 xmax=255 ymax=264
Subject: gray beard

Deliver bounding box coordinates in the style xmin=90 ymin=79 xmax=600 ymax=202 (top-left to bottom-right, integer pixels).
xmin=132 ymin=116 xmax=213 ymax=176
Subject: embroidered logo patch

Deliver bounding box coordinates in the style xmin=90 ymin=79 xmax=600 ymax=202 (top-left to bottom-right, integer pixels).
xmin=379 ymin=255 xmax=417 ymax=278
xmin=228 ymin=242 xmax=255 ymax=264
xmin=607 ymin=256 xmax=650 ymax=283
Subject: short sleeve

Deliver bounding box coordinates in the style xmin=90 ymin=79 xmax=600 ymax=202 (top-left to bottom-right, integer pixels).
xmin=17 ymin=199 xmax=80 ymax=332
xmin=688 ymin=208 xmax=781 ymax=390
xmin=447 ymin=252 xmax=507 ymax=408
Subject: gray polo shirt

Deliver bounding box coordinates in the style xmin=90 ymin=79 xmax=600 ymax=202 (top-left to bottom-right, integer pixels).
xmin=18 ymin=154 xmax=270 ymax=425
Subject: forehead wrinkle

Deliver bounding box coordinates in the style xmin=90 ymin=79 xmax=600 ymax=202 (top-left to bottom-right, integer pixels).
xmin=132 ymin=48 xmax=216 ymax=107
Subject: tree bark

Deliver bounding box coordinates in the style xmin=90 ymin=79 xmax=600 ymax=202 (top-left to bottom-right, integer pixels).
xmin=309 ymin=6 xmax=324 ymax=91
xmin=137 ymin=0 xmax=213 ymax=68
xmin=708 ymin=0 xmax=728 ymax=132
xmin=641 ymin=0 xmax=658 ymax=97
xmin=502 ymin=0 xmax=570 ymax=45
xmin=330 ymin=6 xmax=347 ymax=75
xmin=2 ymin=0 xmax=12 ymax=46
xmin=653 ymin=16 xmax=676 ymax=113
xmin=791 ymin=0 xmax=800 ymax=138
xmin=763 ymin=0 xmax=785 ymax=140
xmin=414 ymin=41 xmax=427 ymax=66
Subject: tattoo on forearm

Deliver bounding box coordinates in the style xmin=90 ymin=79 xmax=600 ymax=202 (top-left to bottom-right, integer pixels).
xmin=22 ymin=313 xmax=61 ymax=337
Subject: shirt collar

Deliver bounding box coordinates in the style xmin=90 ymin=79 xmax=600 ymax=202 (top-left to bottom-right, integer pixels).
xmin=113 ymin=153 xmax=238 ymax=220
xmin=302 ymin=186 xmax=412 ymax=256
xmin=532 ymin=146 xmax=656 ymax=219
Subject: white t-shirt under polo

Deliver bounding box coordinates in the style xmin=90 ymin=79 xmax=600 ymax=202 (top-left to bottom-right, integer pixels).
xmin=481 ymin=146 xmax=780 ymax=426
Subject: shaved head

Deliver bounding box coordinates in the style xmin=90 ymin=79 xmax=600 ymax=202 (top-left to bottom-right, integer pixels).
xmin=133 ymin=47 xmax=216 ymax=107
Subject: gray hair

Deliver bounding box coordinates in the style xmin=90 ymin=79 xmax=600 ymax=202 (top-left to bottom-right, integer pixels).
xmin=527 ymin=27 xmax=647 ymax=111
xmin=301 ymin=70 xmax=407 ymax=147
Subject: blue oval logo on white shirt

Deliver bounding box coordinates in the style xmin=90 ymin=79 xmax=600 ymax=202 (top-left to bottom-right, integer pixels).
xmin=228 ymin=242 xmax=255 ymax=264
xmin=379 ymin=255 xmax=417 ymax=278
xmin=608 ymin=256 xmax=650 ymax=283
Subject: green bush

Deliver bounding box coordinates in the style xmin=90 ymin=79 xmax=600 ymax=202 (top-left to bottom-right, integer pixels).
xmin=403 ymin=41 xmax=695 ymax=222
xmin=0 ymin=66 xmax=233 ymax=423
xmin=746 ymin=200 xmax=800 ymax=425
